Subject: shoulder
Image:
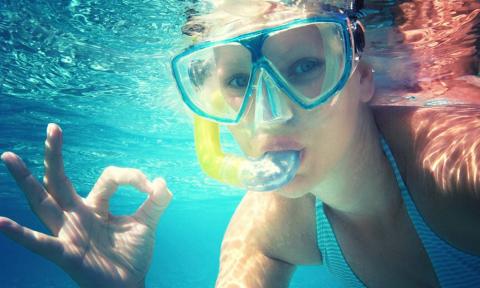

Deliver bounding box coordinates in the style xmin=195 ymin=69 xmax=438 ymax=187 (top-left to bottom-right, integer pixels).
xmin=373 ymin=105 xmax=480 ymax=196
xmin=373 ymin=105 xmax=480 ymax=253
xmin=223 ymin=191 xmax=321 ymax=265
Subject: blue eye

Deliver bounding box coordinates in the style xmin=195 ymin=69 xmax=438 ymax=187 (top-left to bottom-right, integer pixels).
xmin=290 ymin=58 xmax=322 ymax=76
xmin=227 ymin=74 xmax=249 ymax=89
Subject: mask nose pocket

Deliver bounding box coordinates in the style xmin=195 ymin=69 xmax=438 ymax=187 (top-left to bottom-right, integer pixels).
xmin=253 ymin=68 xmax=293 ymax=128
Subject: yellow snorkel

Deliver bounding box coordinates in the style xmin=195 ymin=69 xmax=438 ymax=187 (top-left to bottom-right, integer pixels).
xmin=193 ymin=114 xmax=243 ymax=187
xmin=192 ymin=87 xmax=301 ymax=191
xmin=193 ymin=114 xmax=301 ymax=191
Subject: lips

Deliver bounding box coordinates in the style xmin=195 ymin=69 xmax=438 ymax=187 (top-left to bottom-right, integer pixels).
xmin=253 ymin=136 xmax=306 ymax=172
xmin=257 ymin=137 xmax=304 ymax=155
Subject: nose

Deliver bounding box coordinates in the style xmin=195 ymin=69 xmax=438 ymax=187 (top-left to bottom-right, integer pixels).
xmin=252 ymin=68 xmax=293 ymax=129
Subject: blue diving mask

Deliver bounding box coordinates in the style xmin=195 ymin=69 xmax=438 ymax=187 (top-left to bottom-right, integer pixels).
xmin=172 ymin=13 xmax=365 ymax=191
xmin=172 ymin=14 xmax=365 ymax=124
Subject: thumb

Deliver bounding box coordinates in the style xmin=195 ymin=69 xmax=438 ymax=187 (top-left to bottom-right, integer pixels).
xmin=133 ymin=178 xmax=172 ymax=229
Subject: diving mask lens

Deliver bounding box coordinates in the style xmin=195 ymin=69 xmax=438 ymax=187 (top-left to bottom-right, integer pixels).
xmin=173 ymin=19 xmax=350 ymax=123
xmin=174 ymin=42 xmax=253 ymax=123
xmin=264 ymin=22 xmax=347 ymax=107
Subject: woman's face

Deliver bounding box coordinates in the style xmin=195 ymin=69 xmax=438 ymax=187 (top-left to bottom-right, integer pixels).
xmin=197 ymin=6 xmax=375 ymax=197
xmin=214 ymin=21 xmax=375 ymax=197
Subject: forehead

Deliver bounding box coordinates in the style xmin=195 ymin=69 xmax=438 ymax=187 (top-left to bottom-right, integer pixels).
xmin=204 ymin=4 xmax=315 ymax=41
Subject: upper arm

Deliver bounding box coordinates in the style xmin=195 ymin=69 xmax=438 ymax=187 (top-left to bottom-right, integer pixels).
xmin=216 ymin=244 xmax=295 ymax=288
xmin=216 ymin=192 xmax=320 ymax=288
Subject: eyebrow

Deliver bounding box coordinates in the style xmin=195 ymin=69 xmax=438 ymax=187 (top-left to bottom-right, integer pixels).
xmin=214 ymin=51 xmax=251 ymax=69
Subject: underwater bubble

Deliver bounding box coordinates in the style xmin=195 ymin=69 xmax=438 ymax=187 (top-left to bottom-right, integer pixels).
xmin=60 ymin=55 xmax=73 ymax=65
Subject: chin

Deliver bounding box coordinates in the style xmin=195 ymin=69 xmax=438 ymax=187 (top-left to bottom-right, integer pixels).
xmin=272 ymin=175 xmax=312 ymax=199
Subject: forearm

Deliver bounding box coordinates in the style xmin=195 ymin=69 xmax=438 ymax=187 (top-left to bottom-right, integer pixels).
xmin=215 ymin=249 xmax=296 ymax=288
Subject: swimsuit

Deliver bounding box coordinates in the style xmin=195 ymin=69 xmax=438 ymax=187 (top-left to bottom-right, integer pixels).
xmin=315 ymin=137 xmax=480 ymax=287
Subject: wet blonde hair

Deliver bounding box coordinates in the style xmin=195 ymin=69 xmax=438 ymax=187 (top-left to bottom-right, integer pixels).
xmin=181 ymin=0 xmax=355 ymax=41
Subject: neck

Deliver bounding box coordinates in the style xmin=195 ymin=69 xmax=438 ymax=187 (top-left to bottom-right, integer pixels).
xmin=310 ymin=106 xmax=403 ymax=225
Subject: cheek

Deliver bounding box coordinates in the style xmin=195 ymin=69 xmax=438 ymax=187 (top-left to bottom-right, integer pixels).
xmin=299 ymin=90 xmax=361 ymax=177
xmin=228 ymin=125 xmax=253 ymax=155
xmin=224 ymin=94 xmax=244 ymax=111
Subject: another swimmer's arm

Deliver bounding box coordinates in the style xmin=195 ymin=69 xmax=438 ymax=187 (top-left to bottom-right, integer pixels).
xmin=215 ymin=192 xmax=296 ymax=288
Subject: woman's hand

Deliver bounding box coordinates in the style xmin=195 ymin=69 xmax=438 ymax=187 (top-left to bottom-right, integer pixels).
xmin=0 ymin=123 xmax=172 ymax=287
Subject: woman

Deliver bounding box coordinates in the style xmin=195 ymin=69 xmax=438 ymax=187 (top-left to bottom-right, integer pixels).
xmin=1 ymin=0 xmax=479 ymax=287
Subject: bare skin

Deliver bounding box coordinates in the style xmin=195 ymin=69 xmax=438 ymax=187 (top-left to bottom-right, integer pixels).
xmin=215 ymin=112 xmax=480 ymax=288
xmin=2 ymin=3 xmax=479 ymax=288
xmin=0 ymin=124 xmax=172 ymax=288
xmin=216 ymin=64 xmax=480 ymax=287
xmin=2 ymin=50 xmax=478 ymax=288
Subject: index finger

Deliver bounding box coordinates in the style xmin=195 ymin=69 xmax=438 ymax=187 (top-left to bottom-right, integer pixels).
xmin=86 ymin=166 xmax=153 ymax=217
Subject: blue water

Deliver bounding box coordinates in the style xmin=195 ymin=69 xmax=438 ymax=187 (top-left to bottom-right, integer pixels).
xmin=0 ymin=1 xmax=341 ymax=286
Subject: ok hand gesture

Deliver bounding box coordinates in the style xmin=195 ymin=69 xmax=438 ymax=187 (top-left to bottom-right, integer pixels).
xmin=0 ymin=124 xmax=172 ymax=287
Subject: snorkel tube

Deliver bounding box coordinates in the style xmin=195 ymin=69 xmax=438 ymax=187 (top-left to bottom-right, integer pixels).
xmin=194 ymin=115 xmax=301 ymax=192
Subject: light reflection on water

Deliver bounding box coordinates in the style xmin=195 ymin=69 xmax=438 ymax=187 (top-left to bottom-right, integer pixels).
xmin=0 ymin=0 xmax=239 ymax=205
xmin=363 ymin=0 xmax=480 ymax=106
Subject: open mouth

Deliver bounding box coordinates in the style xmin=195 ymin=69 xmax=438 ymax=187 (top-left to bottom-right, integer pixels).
xmin=262 ymin=148 xmax=305 ymax=166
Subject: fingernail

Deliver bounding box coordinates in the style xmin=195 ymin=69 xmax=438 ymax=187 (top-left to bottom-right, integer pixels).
xmin=47 ymin=123 xmax=54 ymax=137
xmin=153 ymin=178 xmax=167 ymax=190
xmin=1 ymin=152 xmax=14 ymax=162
